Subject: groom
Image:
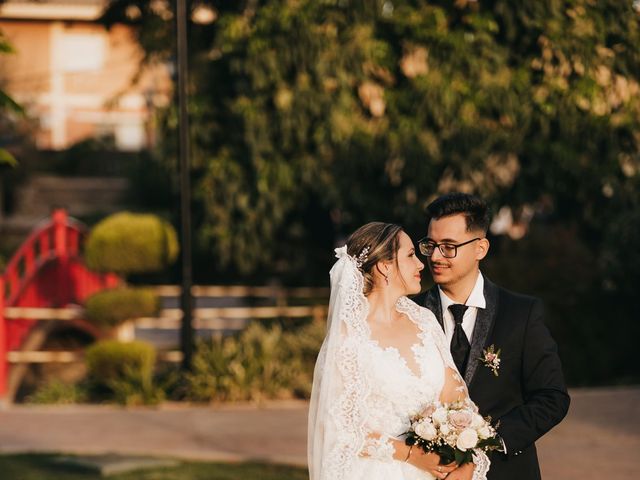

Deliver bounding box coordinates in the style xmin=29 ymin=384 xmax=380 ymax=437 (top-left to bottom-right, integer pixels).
xmin=413 ymin=193 xmax=570 ymax=480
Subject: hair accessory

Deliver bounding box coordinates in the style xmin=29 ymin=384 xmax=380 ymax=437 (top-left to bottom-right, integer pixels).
xmin=355 ymin=246 xmax=370 ymax=269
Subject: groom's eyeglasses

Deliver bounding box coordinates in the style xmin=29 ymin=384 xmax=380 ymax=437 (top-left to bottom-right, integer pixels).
xmin=417 ymin=237 xmax=482 ymax=258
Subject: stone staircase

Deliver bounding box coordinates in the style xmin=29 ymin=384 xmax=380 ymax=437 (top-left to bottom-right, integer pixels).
xmin=1 ymin=175 xmax=130 ymax=238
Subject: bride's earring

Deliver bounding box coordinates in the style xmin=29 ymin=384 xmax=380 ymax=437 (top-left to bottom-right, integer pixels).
xmin=376 ymin=263 xmax=390 ymax=286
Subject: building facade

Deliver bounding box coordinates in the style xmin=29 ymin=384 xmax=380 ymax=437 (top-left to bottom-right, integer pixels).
xmin=0 ymin=0 xmax=170 ymax=151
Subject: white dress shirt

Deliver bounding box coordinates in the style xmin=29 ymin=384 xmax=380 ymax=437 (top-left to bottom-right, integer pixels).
xmin=438 ymin=273 xmax=507 ymax=453
xmin=438 ymin=272 xmax=486 ymax=344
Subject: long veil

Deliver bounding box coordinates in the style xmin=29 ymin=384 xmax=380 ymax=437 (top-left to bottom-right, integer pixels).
xmin=307 ymin=246 xmax=371 ymax=480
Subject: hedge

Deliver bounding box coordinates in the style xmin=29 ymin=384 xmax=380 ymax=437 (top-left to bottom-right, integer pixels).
xmin=84 ymin=287 xmax=160 ymax=328
xmin=85 ymin=340 xmax=161 ymax=405
xmin=84 ymin=212 xmax=179 ymax=274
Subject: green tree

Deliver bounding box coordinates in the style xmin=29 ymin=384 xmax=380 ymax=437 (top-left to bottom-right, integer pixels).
xmin=104 ymin=0 xmax=640 ymax=278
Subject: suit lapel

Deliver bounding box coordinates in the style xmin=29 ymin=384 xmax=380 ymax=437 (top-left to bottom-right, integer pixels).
xmin=464 ymin=277 xmax=499 ymax=385
xmin=422 ymin=285 xmax=444 ymax=330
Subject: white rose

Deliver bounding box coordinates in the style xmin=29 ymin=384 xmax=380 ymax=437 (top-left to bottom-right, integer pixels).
xmin=478 ymin=425 xmax=492 ymax=439
xmin=432 ymin=407 xmax=448 ymax=425
xmin=471 ymin=414 xmax=485 ymax=428
xmin=414 ymin=421 xmax=437 ymax=441
xmin=456 ymin=428 xmax=479 ymax=451
xmin=440 ymin=424 xmax=450 ymax=435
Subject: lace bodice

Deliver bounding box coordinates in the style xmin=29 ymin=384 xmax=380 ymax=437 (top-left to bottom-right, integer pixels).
xmin=360 ymin=298 xmax=445 ymax=440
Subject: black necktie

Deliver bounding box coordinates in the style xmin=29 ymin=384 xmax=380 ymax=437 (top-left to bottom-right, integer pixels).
xmin=449 ymin=304 xmax=470 ymax=375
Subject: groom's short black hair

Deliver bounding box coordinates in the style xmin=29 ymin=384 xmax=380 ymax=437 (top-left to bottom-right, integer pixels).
xmin=426 ymin=193 xmax=490 ymax=234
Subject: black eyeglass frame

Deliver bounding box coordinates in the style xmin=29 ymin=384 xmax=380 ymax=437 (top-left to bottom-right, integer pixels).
xmin=417 ymin=237 xmax=483 ymax=258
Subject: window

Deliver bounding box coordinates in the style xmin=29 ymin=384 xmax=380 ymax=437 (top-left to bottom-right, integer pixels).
xmin=61 ymin=33 xmax=105 ymax=72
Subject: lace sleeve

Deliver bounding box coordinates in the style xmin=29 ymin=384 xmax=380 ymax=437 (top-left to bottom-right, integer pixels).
xmin=472 ymin=450 xmax=490 ymax=480
xmin=361 ymin=434 xmax=395 ymax=461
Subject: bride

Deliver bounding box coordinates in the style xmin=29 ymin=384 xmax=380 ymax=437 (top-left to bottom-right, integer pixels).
xmin=308 ymin=222 xmax=489 ymax=480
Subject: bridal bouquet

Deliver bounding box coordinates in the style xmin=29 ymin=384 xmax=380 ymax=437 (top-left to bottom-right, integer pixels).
xmin=404 ymin=399 xmax=502 ymax=465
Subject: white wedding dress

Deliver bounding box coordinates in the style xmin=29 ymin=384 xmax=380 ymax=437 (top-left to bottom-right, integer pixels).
xmin=308 ymin=247 xmax=489 ymax=480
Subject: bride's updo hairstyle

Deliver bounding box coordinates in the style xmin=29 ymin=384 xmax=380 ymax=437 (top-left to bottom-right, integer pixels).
xmin=346 ymin=222 xmax=403 ymax=295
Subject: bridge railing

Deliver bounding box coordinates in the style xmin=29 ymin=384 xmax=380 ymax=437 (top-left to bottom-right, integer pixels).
xmin=2 ymin=210 xmax=84 ymax=305
xmin=0 ymin=209 xmax=118 ymax=403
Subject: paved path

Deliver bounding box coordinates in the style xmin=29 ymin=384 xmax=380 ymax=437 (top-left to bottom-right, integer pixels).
xmin=0 ymin=387 xmax=638 ymax=479
xmin=537 ymin=387 xmax=640 ymax=479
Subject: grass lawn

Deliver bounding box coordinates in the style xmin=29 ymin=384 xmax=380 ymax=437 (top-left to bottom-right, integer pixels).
xmin=0 ymin=454 xmax=309 ymax=480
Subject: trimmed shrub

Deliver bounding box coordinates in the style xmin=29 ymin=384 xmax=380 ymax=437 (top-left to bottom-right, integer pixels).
xmin=84 ymin=212 xmax=179 ymax=274
xmin=85 ymin=340 xmax=162 ymax=405
xmin=85 ymin=287 xmax=160 ymax=328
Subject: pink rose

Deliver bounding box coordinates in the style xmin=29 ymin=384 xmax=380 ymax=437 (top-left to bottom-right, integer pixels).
xmin=448 ymin=410 xmax=473 ymax=430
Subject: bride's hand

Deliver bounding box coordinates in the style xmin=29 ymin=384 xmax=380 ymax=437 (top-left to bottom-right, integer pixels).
xmin=407 ymin=450 xmax=456 ymax=479
xmin=443 ymin=461 xmax=474 ymax=480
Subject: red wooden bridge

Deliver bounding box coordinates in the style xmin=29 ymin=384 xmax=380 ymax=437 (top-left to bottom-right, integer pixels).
xmin=0 ymin=209 xmax=119 ymax=403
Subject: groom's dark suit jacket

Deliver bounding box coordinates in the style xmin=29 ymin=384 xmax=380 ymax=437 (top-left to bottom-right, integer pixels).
xmin=414 ymin=277 xmax=570 ymax=480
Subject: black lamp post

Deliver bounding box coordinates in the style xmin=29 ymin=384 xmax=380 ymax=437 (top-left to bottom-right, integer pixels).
xmin=176 ymin=0 xmax=193 ymax=370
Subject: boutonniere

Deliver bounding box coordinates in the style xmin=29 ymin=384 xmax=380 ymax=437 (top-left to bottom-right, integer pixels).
xmin=480 ymin=345 xmax=501 ymax=376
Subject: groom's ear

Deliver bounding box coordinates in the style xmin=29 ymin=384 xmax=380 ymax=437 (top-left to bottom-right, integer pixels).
xmin=475 ymin=237 xmax=490 ymax=261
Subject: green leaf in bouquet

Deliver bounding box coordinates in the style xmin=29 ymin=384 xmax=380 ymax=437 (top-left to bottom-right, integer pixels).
xmin=436 ymin=445 xmax=456 ymax=465
xmin=454 ymin=449 xmax=474 ymax=465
